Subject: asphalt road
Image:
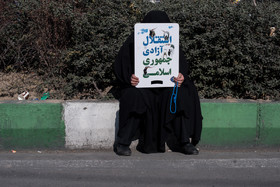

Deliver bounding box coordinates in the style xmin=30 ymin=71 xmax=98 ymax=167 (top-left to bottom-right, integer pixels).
xmin=0 ymin=148 xmax=280 ymax=187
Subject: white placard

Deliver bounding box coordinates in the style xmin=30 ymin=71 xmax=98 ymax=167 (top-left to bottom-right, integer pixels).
xmin=134 ymin=23 xmax=179 ymax=88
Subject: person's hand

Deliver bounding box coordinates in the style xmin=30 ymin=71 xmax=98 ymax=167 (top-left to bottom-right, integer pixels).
xmin=131 ymin=74 xmax=139 ymax=87
xmin=174 ymin=73 xmax=184 ymax=87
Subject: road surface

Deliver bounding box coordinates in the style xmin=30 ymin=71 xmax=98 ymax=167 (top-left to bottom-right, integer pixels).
xmin=0 ymin=148 xmax=279 ymax=187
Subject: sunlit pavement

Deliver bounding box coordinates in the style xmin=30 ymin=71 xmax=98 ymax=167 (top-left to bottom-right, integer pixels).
xmin=0 ymin=147 xmax=280 ymax=187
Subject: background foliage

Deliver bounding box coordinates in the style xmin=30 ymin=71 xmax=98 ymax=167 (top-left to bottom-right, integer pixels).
xmin=0 ymin=0 xmax=279 ymax=100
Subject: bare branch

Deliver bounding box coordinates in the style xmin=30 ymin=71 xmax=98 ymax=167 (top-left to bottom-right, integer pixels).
xmin=253 ymin=0 xmax=257 ymax=6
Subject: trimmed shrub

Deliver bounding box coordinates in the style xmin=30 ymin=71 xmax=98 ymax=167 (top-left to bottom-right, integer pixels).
xmin=0 ymin=0 xmax=279 ymax=100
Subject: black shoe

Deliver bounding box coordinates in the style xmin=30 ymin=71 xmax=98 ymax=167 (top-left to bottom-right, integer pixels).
xmin=116 ymin=144 xmax=132 ymax=156
xmin=181 ymin=143 xmax=199 ymax=155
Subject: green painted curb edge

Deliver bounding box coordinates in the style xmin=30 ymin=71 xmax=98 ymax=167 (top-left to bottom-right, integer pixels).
xmin=0 ymin=103 xmax=65 ymax=149
xmin=200 ymin=101 xmax=280 ymax=146
xmin=258 ymin=103 xmax=280 ymax=145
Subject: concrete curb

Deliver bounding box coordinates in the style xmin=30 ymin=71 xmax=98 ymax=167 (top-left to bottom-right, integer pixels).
xmin=0 ymin=100 xmax=279 ymax=150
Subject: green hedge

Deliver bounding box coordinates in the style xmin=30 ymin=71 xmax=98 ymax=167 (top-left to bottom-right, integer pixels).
xmin=0 ymin=0 xmax=279 ymax=100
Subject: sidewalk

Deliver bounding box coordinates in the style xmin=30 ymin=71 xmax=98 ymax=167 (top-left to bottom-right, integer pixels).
xmin=0 ymin=99 xmax=280 ymax=150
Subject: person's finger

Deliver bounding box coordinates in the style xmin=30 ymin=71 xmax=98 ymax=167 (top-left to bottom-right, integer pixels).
xmin=131 ymin=76 xmax=139 ymax=81
xmin=131 ymin=79 xmax=139 ymax=83
xmin=178 ymin=80 xmax=183 ymax=87
xmin=178 ymin=73 xmax=184 ymax=80
xmin=132 ymin=78 xmax=139 ymax=82
xmin=131 ymin=82 xmax=138 ymax=86
xmin=131 ymin=74 xmax=139 ymax=86
xmin=131 ymin=79 xmax=138 ymax=83
xmin=177 ymin=73 xmax=182 ymax=78
xmin=131 ymin=74 xmax=139 ymax=80
xmin=131 ymin=76 xmax=138 ymax=80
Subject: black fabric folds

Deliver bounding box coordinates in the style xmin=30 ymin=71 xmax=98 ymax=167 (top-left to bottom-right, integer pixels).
xmin=114 ymin=10 xmax=203 ymax=153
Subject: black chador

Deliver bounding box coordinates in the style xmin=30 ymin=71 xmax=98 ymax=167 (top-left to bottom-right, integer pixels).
xmin=114 ymin=10 xmax=203 ymax=156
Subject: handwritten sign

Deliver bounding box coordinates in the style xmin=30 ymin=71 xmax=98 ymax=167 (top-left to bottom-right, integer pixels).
xmin=134 ymin=23 xmax=179 ymax=88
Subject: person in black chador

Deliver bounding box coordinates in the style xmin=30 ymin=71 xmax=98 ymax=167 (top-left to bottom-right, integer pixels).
xmin=114 ymin=10 xmax=202 ymax=156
